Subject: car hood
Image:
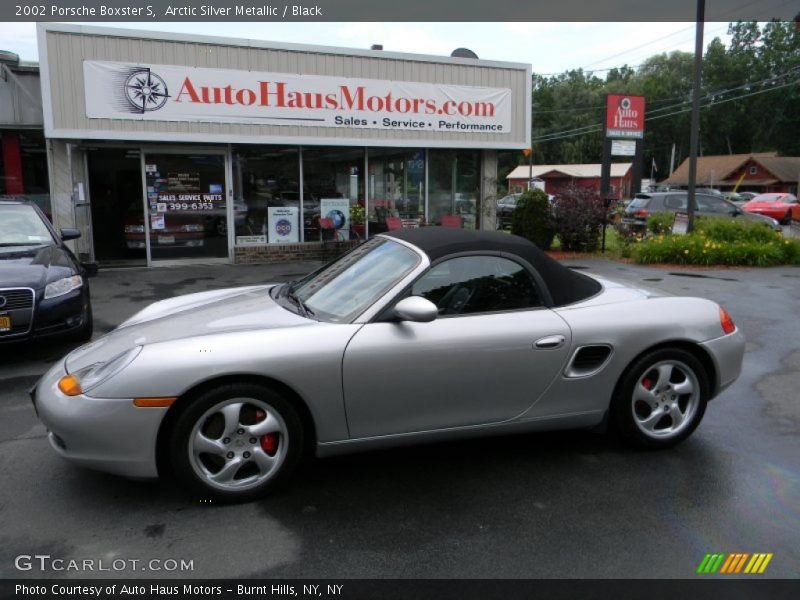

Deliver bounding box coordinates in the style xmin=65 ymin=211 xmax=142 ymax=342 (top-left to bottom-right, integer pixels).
xmin=65 ymin=285 xmax=311 ymax=372
xmin=0 ymin=244 xmax=76 ymax=290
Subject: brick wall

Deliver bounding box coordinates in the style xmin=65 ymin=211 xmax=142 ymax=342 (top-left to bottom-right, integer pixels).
xmin=234 ymin=240 xmax=360 ymax=264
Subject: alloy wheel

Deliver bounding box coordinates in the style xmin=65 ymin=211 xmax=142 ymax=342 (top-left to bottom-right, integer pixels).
xmin=631 ymin=360 xmax=699 ymax=440
xmin=188 ymin=398 xmax=288 ymax=492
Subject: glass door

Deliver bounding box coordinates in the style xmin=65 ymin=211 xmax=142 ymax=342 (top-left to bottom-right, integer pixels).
xmin=87 ymin=147 xmax=146 ymax=266
xmin=143 ymin=152 xmax=228 ymax=262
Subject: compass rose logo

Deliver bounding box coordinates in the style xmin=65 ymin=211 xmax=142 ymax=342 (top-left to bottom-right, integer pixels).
xmin=124 ymin=69 xmax=169 ymax=113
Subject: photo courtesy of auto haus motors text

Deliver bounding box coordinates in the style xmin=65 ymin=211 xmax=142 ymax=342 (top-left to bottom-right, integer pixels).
xmin=14 ymin=583 xmax=343 ymax=597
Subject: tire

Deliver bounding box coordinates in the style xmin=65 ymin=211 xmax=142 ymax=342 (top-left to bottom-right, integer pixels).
xmin=782 ymin=211 xmax=792 ymax=225
xmin=169 ymin=383 xmax=304 ymax=502
xmin=611 ymin=348 xmax=709 ymax=449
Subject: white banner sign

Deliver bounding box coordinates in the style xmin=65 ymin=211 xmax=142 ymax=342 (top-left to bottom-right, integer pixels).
xmin=611 ymin=140 xmax=636 ymax=156
xmin=84 ymin=60 xmax=512 ymax=134
xmin=267 ymin=207 xmax=300 ymax=243
xmin=320 ymin=199 xmax=350 ymax=241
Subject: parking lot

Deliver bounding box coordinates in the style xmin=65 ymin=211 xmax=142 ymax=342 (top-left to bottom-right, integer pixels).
xmin=1 ymin=258 xmax=798 ymax=578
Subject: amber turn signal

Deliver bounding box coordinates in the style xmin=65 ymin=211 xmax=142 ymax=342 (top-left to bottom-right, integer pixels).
xmin=57 ymin=375 xmax=83 ymax=397
xmin=720 ymin=307 xmax=736 ymax=335
xmin=133 ymin=397 xmax=177 ymax=408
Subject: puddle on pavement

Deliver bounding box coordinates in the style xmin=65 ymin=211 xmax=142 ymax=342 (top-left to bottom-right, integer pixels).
xmin=669 ymin=272 xmax=739 ymax=282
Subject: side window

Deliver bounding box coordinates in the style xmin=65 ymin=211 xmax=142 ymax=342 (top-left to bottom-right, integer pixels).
xmin=663 ymin=195 xmax=688 ymax=210
xmin=696 ymin=195 xmax=730 ymax=213
xmin=411 ymin=256 xmax=542 ymax=316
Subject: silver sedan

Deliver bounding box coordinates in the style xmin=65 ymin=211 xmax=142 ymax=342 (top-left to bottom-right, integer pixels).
xmin=33 ymin=228 xmax=745 ymax=502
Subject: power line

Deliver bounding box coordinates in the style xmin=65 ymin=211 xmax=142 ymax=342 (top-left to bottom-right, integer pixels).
xmin=533 ymin=65 xmax=800 ymax=115
xmin=531 ymin=67 xmax=800 ymax=138
xmin=531 ymin=78 xmax=799 ymax=143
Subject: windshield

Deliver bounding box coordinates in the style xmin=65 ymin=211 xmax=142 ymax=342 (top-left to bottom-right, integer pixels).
xmin=0 ymin=205 xmax=55 ymax=247
xmin=292 ymin=237 xmax=420 ymax=323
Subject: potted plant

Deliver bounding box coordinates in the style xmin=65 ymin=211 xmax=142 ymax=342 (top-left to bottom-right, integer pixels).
xmin=350 ymin=204 xmax=366 ymax=239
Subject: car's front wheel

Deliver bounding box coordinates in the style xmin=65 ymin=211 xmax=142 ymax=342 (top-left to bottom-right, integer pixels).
xmin=611 ymin=348 xmax=709 ymax=449
xmin=169 ymin=384 xmax=303 ymax=502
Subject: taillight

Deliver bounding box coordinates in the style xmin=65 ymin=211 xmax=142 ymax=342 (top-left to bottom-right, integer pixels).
xmin=634 ymin=209 xmax=649 ymax=218
xmin=720 ymin=307 xmax=735 ymax=335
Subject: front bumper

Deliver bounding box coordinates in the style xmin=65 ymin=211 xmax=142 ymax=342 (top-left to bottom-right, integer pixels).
xmin=699 ymin=328 xmax=746 ymax=397
xmin=33 ymin=359 xmax=166 ymax=478
xmin=0 ymin=287 xmax=88 ymax=343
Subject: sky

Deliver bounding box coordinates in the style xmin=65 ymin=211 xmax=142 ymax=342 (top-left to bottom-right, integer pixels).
xmin=0 ymin=21 xmax=733 ymax=75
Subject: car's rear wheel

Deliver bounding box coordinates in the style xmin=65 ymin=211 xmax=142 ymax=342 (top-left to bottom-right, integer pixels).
xmin=611 ymin=348 xmax=709 ymax=449
xmin=169 ymin=384 xmax=303 ymax=502
xmin=782 ymin=211 xmax=792 ymax=225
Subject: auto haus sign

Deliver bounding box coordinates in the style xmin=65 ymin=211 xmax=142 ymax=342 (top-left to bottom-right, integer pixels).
xmin=605 ymin=94 xmax=645 ymax=139
xmin=83 ymin=60 xmax=512 ymax=134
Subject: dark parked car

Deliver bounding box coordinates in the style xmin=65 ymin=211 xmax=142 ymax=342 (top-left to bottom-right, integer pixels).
xmin=620 ymin=192 xmax=781 ymax=234
xmin=0 ymin=201 xmax=92 ymax=343
xmin=495 ymin=193 xmax=522 ymax=229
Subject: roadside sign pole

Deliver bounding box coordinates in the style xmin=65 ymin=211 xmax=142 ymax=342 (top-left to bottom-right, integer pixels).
xmin=600 ymin=106 xmax=611 ymax=254
xmin=686 ymin=0 xmax=705 ymax=233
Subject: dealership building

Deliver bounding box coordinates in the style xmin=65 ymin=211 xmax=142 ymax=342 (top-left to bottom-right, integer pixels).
xmin=9 ymin=24 xmax=531 ymax=266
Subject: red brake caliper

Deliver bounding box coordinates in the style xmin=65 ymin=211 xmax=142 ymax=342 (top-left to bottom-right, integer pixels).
xmin=255 ymin=409 xmax=278 ymax=455
xmin=642 ymin=377 xmax=654 ymax=390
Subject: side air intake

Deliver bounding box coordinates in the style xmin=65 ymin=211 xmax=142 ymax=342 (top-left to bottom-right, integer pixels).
xmin=565 ymin=345 xmax=613 ymax=378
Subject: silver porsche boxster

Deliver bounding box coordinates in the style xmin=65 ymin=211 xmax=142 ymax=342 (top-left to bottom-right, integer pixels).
xmin=33 ymin=228 xmax=745 ymax=502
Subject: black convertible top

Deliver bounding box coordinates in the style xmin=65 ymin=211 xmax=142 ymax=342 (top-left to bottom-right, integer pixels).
xmin=383 ymin=227 xmax=601 ymax=307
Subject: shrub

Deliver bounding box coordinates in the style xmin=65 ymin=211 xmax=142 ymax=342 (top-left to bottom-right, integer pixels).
xmin=552 ymin=186 xmax=605 ymax=252
xmin=510 ymin=188 xmax=555 ymax=250
xmin=694 ymin=217 xmax=776 ymax=244
xmin=632 ymin=218 xmax=799 ymax=266
xmin=647 ymin=212 xmax=675 ymax=235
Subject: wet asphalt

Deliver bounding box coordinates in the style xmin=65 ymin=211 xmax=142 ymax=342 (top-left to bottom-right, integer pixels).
xmin=0 ymin=258 xmax=798 ymax=579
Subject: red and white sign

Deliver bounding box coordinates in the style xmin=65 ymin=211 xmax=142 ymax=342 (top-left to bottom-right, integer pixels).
xmin=605 ymin=94 xmax=645 ymax=139
xmin=83 ymin=60 xmax=512 ymax=134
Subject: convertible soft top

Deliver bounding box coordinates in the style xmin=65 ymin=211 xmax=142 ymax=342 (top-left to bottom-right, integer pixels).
xmin=383 ymin=227 xmax=601 ymax=307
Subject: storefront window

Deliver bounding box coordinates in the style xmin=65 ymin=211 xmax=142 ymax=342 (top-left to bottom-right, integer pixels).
xmin=0 ymin=130 xmax=51 ymax=219
xmin=428 ymin=150 xmax=480 ymax=229
xmin=143 ymin=153 xmax=228 ymax=261
xmin=367 ymin=148 xmax=425 ymax=233
xmin=302 ymin=147 xmax=365 ymax=242
xmin=232 ymin=146 xmax=300 ymax=245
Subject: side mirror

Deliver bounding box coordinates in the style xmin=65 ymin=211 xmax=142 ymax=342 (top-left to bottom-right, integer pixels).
xmin=393 ymin=296 xmax=438 ymax=323
xmin=60 ymin=228 xmax=81 ymax=241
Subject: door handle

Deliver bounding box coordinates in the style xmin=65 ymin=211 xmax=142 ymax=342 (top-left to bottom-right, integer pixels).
xmin=534 ymin=335 xmax=565 ymax=349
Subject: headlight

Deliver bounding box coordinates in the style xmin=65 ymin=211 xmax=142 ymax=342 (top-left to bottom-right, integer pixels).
xmin=58 ymin=346 xmax=142 ymax=396
xmin=44 ymin=275 xmax=83 ymax=299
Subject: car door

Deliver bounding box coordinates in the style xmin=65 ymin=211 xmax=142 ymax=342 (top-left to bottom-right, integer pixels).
xmin=342 ymin=255 xmax=572 ymax=439
xmin=695 ymin=194 xmax=737 ymax=220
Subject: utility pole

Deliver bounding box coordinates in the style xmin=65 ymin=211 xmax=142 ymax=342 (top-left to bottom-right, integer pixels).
xmin=528 ymin=102 xmax=535 ymax=191
xmin=669 ymin=143 xmax=676 ymax=176
xmin=686 ymin=0 xmax=705 ymax=232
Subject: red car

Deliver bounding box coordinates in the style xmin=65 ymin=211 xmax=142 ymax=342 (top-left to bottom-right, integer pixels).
xmin=742 ymin=193 xmax=799 ymax=225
